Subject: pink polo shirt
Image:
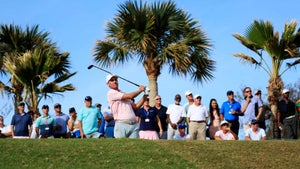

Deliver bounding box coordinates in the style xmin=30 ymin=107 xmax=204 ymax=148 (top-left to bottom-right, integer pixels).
xmin=107 ymin=89 xmax=136 ymax=121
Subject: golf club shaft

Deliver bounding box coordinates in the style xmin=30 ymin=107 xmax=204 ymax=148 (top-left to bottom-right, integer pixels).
xmin=88 ymin=65 xmax=140 ymax=87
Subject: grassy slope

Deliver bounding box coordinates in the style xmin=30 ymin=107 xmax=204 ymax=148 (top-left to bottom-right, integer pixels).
xmin=1 ymin=139 xmax=300 ymax=169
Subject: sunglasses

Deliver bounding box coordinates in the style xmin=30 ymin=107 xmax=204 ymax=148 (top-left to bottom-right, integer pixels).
xmin=155 ymin=98 xmax=161 ymax=100
xmin=109 ymin=78 xmax=118 ymax=82
xmin=245 ymin=90 xmax=251 ymax=93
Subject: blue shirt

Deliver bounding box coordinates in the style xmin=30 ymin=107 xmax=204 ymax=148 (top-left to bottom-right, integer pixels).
xmin=220 ymin=100 xmax=241 ymax=121
xmin=36 ymin=115 xmax=56 ymax=136
xmin=136 ymin=107 xmax=158 ymax=131
xmin=11 ymin=113 xmax=33 ymax=136
xmin=78 ymin=106 xmax=101 ymax=135
xmin=99 ymin=112 xmax=105 ymax=135
xmin=241 ymin=97 xmax=263 ymax=125
xmin=53 ymin=113 xmax=69 ymax=135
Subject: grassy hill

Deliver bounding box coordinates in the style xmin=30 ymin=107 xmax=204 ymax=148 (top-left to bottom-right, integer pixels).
xmin=1 ymin=139 xmax=299 ymax=169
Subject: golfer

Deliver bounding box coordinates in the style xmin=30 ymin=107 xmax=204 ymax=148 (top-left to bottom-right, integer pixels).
xmin=106 ymin=74 xmax=147 ymax=138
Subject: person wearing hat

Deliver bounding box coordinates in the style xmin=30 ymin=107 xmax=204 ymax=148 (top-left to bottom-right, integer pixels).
xmin=68 ymin=107 xmax=80 ymax=138
xmin=278 ymin=89 xmax=297 ymax=139
xmin=102 ymin=105 xmax=115 ymax=138
xmin=77 ymin=96 xmax=102 ymax=138
xmin=215 ymin=120 xmax=238 ymax=140
xmin=186 ymin=94 xmax=208 ymax=140
xmin=36 ymin=105 xmax=56 ymax=138
xmin=241 ymin=87 xmax=263 ymax=134
xmin=95 ymin=103 xmax=105 ymax=137
xmin=166 ymin=94 xmax=185 ymax=140
xmin=10 ymin=102 xmax=33 ymax=138
xmin=153 ymin=95 xmax=168 ymax=139
xmin=53 ymin=103 xmax=69 ymax=138
xmin=245 ymin=119 xmax=266 ymax=140
xmin=220 ymin=90 xmax=242 ymax=137
xmin=106 ymin=74 xmax=147 ymax=138
xmin=173 ymin=124 xmax=191 ymax=140
xmin=254 ymin=89 xmax=266 ymax=130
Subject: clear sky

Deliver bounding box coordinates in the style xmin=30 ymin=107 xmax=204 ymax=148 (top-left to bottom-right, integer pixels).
xmin=1 ymin=0 xmax=300 ymax=122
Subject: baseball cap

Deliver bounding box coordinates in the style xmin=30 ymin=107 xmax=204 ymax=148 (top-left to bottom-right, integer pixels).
xmin=254 ymin=89 xmax=261 ymax=95
xmin=193 ymin=94 xmax=201 ymax=99
xmin=178 ymin=124 xmax=186 ymax=129
xmin=220 ymin=120 xmax=229 ymax=126
xmin=42 ymin=105 xmax=49 ymax=109
xmin=85 ymin=96 xmax=92 ymax=101
xmin=226 ymin=90 xmax=234 ymax=95
xmin=18 ymin=101 xmax=25 ymax=106
xmin=69 ymin=107 xmax=76 ymax=113
xmin=282 ymin=89 xmax=290 ymax=94
xmin=54 ymin=103 xmax=61 ymax=108
xmin=95 ymin=103 xmax=102 ymax=107
xmin=251 ymin=119 xmax=259 ymax=124
xmin=185 ymin=90 xmax=192 ymax=96
xmin=106 ymin=74 xmax=118 ymax=84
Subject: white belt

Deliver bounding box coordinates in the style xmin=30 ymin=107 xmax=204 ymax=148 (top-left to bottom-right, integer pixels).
xmin=285 ymin=115 xmax=295 ymax=120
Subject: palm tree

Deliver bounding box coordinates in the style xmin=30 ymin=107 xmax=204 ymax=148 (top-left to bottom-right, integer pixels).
xmin=3 ymin=47 xmax=76 ymax=113
xmin=0 ymin=24 xmax=76 ymax=113
xmin=233 ymin=20 xmax=300 ymax=138
xmin=93 ymin=0 xmax=215 ymax=105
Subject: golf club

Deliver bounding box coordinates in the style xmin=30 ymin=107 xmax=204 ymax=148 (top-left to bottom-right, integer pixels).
xmin=87 ymin=65 xmax=140 ymax=87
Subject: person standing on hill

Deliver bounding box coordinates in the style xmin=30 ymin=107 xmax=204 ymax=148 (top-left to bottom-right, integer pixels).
xmin=166 ymin=94 xmax=185 ymax=140
xmin=36 ymin=105 xmax=56 ymax=138
xmin=254 ymin=90 xmax=266 ymax=130
xmin=53 ymin=103 xmax=69 ymax=138
xmin=208 ymin=98 xmax=220 ymax=140
xmin=11 ymin=102 xmax=32 ymax=138
xmin=95 ymin=103 xmax=105 ymax=137
xmin=106 ymin=74 xmax=147 ymax=138
xmin=153 ymin=95 xmax=168 ymax=139
xmin=183 ymin=91 xmax=194 ymax=132
xmin=220 ymin=90 xmax=241 ymax=137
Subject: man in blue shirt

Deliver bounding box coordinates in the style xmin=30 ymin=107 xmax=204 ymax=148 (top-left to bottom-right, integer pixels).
xmin=53 ymin=103 xmax=69 ymax=138
xmin=11 ymin=102 xmax=33 ymax=138
xmin=78 ymin=96 xmax=102 ymax=138
xmin=220 ymin=91 xmax=242 ymax=137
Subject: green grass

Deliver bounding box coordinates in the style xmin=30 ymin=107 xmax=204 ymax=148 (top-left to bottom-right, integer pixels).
xmin=1 ymin=139 xmax=300 ymax=169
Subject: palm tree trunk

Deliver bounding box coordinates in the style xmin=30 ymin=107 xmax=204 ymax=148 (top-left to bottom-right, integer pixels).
xmin=148 ymin=75 xmax=158 ymax=106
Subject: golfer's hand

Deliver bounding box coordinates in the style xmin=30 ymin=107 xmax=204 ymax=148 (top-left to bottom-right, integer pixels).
xmin=139 ymin=85 xmax=146 ymax=92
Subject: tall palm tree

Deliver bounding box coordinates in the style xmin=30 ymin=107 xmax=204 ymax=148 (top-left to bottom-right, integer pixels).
xmin=0 ymin=24 xmax=76 ymax=113
xmin=3 ymin=47 xmax=76 ymax=112
xmin=93 ymin=0 xmax=215 ymax=105
xmin=233 ymin=20 xmax=300 ymax=138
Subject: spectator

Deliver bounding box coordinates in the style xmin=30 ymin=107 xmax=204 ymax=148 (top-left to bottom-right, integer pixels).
xmin=183 ymin=91 xmax=194 ymax=132
xmin=278 ymin=89 xmax=297 ymax=139
xmin=208 ymin=98 xmax=220 ymax=140
xmin=220 ymin=90 xmax=242 ymax=137
xmin=68 ymin=107 xmax=80 ymax=138
xmin=0 ymin=115 xmax=12 ymax=138
xmin=78 ymin=96 xmax=102 ymax=138
xmin=106 ymin=74 xmax=147 ymax=138
xmin=36 ymin=105 xmax=56 ymax=138
xmin=254 ymin=89 xmax=266 ymax=130
xmin=102 ymin=106 xmax=115 ymax=138
xmin=53 ymin=103 xmax=69 ymax=138
xmin=245 ymin=119 xmax=266 ymax=140
xmin=173 ymin=124 xmax=192 ymax=140
xmin=95 ymin=103 xmax=105 ymax=137
xmin=215 ymin=120 xmax=238 ymax=140
xmin=186 ymin=94 xmax=208 ymax=140
xmin=11 ymin=102 xmax=32 ymax=138
xmin=166 ymin=94 xmax=185 ymax=140
xmin=136 ymin=98 xmax=163 ymax=140
xmin=153 ymin=95 xmax=168 ymax=139
xmin=241 ymin=87 xmax=263 ymax=133
xmin=30 ymin=111 xmax=40 ymax=139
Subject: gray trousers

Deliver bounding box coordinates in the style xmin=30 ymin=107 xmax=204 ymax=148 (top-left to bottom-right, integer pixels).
xmin=283 ymin=117 xmax=297 ymax=139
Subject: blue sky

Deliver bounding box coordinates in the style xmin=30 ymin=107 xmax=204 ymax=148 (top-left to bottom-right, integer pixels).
xmin=1 ymin=0 xmax=300 ymax=122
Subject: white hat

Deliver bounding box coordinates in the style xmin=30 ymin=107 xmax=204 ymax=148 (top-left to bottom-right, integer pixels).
xmin=193 ymin=94 xmax=201 ymax=99
xmin=185 ymin=90 xmax=192 ymax=96
xmin=282 ymin=89 xmax=290 ymax=94
xmin=106 ymin=74 xmax=118 ymax=84
xmin=220 ymin=120 xmax=229 ymax=126
xmin=254 ymin=89 xmax=261 ymax=95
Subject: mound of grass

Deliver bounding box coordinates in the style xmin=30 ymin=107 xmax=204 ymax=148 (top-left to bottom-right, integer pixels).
xmin=1 ymin=139 xmax=299 ymax=169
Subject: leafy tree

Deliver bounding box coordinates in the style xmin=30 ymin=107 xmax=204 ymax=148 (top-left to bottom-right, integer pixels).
xmin=93 ymin=0 xmax=215 ymax=105
xmin=0 ymin=24 xmax=76 ymax=113
xmin=233 ymin=20 xmax=300 ymax=138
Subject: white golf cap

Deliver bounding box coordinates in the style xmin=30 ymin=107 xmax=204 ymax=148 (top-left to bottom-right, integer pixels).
xmin=106 ymin=74 xmax=118 ymax=84
xmin=185 ymin=90 xmax=192 ymax=96
xmin=282 ymin=89 xmax=290 ymax=94
xmin=193 ymin=94 xmax=201 ymax=99
xmin=220 ymin=120 xmax=229 ymax=126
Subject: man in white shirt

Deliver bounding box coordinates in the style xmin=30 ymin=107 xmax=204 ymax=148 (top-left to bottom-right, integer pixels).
xmin=166 ymin=94 xmax=185 ymax=140
xmin=186 ymin=94 xmax=208 ymax=140
xmin=245 ymin=119 xmax=266 ymax=140
xmin=215 ymin=120 xmax=238 ymax=140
